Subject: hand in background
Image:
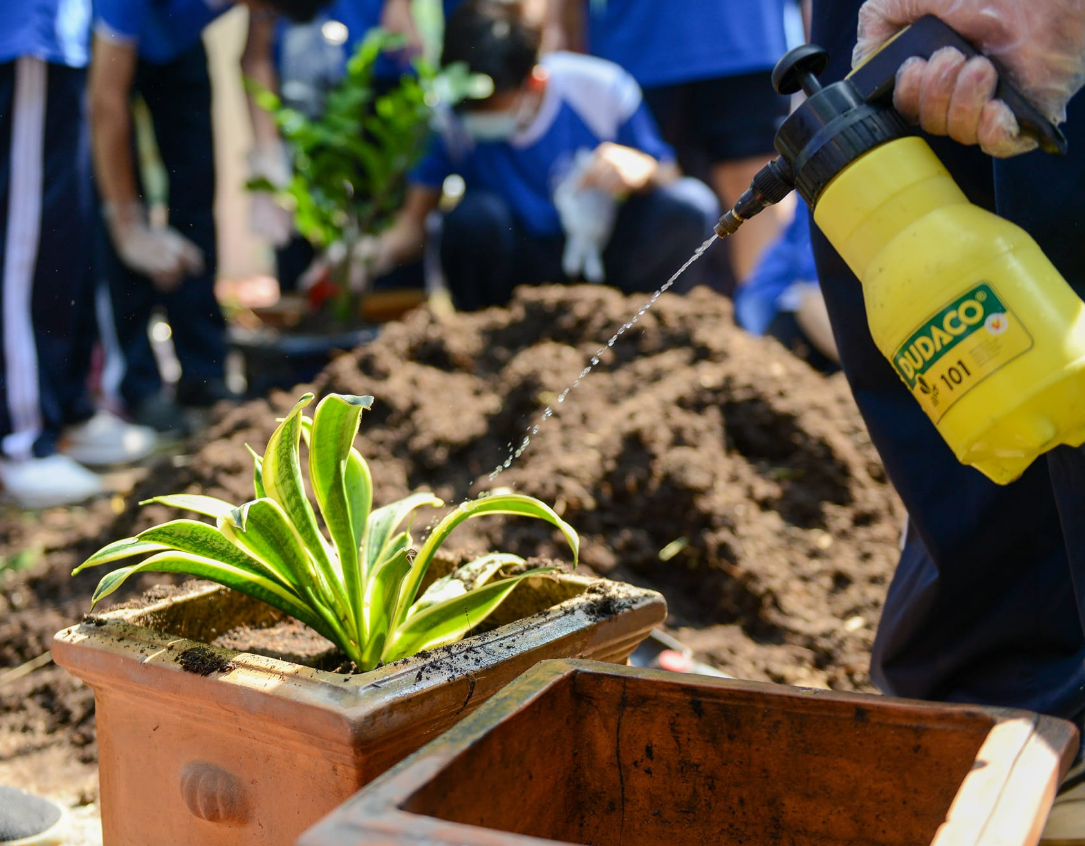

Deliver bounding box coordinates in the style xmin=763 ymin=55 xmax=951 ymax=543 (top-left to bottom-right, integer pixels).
xmin=104 ymin=202 xmax=204 ymax=292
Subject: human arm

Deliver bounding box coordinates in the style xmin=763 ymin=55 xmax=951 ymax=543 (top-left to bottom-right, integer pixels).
xmin=853 ymin=0 xmax=1085 ymax=157
xmin=540 ymin=0 xmax=572 ymax=53
xmin=242 ymin=9 xmax=294 ymax=246
xmin=89 ymin=34 xmax=204 ymax=290
xmin=380 ymin=0 xmax=424 ymax=58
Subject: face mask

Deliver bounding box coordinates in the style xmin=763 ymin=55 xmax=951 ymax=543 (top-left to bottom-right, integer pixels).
xmin=461 ymin=110 xmax=521 ymax=141
xmin=461 ymin=90 xmax=539 ymax=141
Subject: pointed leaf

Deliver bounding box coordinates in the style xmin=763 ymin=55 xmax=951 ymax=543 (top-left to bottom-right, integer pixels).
xmin=88 ymin=551 xmax=338 ymax=645
xmin=138 ymin=519 xmax=293 ymax=592
xmin=218 ymin=498 xmax=355 ymax=651
xmin=408 ymin=553 xmax=523 ymax=619
xmin=383 ymin=568 xmax=556 ymax=663
xmin=309 ymin=395 xmax=371 ymax=638
xmin=141 ymin=494 xmax=235 ymax=520
xmin=245 ymin=444 xmax=266 ymax=499
xmin=258 ymin=392 xmax=334 ymax=577
xmin=394 ymin=494 xmax=578 ymax=631
xmin=358 ymin=547 xmax=413 ymax=671
xmin=365 ymin=492 xmax=443 ymax=576
xmin=217 ymin=499 xmax=313 ymax=594
xmin=73 ymin=537 xmax=170 ymax=574
xmin=345 ymin=447 xmax=373 ymax=567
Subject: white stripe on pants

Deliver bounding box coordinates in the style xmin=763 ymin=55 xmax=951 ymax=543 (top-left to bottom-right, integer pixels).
xmin=2 ymin=56 xmax=46 ymax=460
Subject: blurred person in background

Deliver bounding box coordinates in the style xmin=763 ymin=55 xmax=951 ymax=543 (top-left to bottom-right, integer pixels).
xmin=91 ymin=0 xmax=331 ymax=436
xmin=0 ymin=0 xmax=157 ymax=509
xmin=733 ymin=199 xmax=838 ymax=374
xmin=243 ymin=0 xmax=472 ymax=292
xmin=541 ymin=0 xmax=791 ymax=286
xmin=348 ymin=0 xmax=719 ymax=311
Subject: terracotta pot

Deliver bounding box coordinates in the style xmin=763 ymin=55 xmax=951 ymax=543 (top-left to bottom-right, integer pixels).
xmin=301 ymin=659 xmax=1078 ymax=846
xmin=52 ymin=577 xmax=664 ymax=846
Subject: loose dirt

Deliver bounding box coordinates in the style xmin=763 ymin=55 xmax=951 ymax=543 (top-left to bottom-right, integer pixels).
xmin=0 ymin=284 xmax=903 ymax=811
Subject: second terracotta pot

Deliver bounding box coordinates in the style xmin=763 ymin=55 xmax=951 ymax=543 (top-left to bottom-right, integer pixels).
xmin=301 ymin=659 xmax=1078 ymax=846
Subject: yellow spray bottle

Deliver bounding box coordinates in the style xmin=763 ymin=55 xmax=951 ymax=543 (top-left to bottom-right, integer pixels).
xmin=721 ymin=16 xmax=1085 ymax=485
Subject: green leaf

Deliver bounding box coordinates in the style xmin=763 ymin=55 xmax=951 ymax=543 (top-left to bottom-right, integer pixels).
xmin=408 ymin=553 xmax=523 ymax=619
xmin=394 ymin=494 xmax=579 ymax=631
xmin=246 ymin=445 xmax=266 ymax=499
xmin=217 ymin=499 xmax=314 ymax=596
xmin=88 ymin=551 xmax=338 ymax=645
xmin=364 ymin=492 xmax=443 ymax=576
xmin=138 ymin=519 xmax=293 ymax=592
xmin=218 ymin=499 xmax=356 ymax=654
xmin=358 ymin=547 xmax=413 ymax=671
xmin=141 ymin=494 xmax=235 ymax=520
xmin=383 ymin=568 xmax=556 ymax=663
xmin=261 ymin=394 xmax=343 ymax=601
xmin=309 ymin=394 xmax=372 ymax=641
xmin=72 ymin=537 xmax=169 ymax=574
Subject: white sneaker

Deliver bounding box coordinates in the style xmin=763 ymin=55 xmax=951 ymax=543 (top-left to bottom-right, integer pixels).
xmin=60 ymin=410 xmax=157 ymax=466
xmin=0 ymin=454 xmax=104 ymax=509
xmin=1042 ymin=762 xmax=1085 ymax=845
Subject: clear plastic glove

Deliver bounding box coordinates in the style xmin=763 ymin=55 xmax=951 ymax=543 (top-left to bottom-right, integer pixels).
xmin=554 ymin=149 xmax=618 ymax=283
xmin=298 ymin=237 xmax=393 ymax=295
xmin=103 ymin=202 xmax=204 ymax=292
xmin=248 ymin=143 xmax=294 ymax=247
xmin=854 ymin=0 xmax=1085 ymax=157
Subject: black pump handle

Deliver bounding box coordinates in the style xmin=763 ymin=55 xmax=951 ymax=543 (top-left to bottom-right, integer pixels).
xmin=848 ymin=14 xmax=1068 ymax=155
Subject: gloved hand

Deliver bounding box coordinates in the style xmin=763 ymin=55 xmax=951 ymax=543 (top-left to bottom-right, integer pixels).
xmin=554 ymin=149 xmax=618 ymax=283
xmin=854 ymin=0 xmax=1085 ymax=157
xmin=298 ymin=236 xmax=393 ymax=295
xmin=248 ymin=143 xmax=294 ymax=247
xmin=103 ymin=202 xmax=205 ymax=292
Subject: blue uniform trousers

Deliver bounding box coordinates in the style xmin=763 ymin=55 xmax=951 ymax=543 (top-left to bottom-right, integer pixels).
xmin=0 ymin=57 xmax=94 ymax=460
xmin=812 ymin=0 xmax=1085 ymax=721
xmin=98 ymin=41 xmax=225 ymax=407
xmin=440 ymin=177 xmax=720 ymax=312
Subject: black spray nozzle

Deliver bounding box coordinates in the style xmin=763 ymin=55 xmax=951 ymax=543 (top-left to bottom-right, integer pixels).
xmin=714 ymin=157 xmax=795 ymax=239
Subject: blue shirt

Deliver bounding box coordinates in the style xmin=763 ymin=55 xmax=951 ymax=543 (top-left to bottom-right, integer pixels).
xmin=734 ymin=202 xmax=818 ymax=335
xmin=411 ymin=52 xmax=673 ymax=237
xmin=586 ymin=0 xmax=788 ymax=89
xmin=95 ymin=0 xmax=233 ymax=65
xmin=0 ymin=0 xmax=92 ymax=67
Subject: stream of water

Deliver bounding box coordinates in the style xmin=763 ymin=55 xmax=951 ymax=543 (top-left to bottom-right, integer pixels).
xmin=486 ymin=233 xmax=720 ymax=483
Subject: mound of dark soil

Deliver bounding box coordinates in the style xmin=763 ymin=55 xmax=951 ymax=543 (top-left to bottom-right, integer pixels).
xmin=0 ymin=284 xmax=903 ymax=798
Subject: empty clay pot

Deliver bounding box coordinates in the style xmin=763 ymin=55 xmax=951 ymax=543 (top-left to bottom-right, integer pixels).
xmin=300 ymin=659 xmax=1078 ymax=846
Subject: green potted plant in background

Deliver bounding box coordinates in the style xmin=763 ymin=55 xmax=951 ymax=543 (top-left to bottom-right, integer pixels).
xmin=52 ymin=393 xmax=666 ymax=846
xmin=231 ymin=31 xmax=485 ymax=396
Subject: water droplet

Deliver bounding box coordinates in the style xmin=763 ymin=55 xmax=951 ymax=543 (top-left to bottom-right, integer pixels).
xmin=591 ymin=356 xmax=600 ymax=366
xmin=531 ymin=426 xmax=539 ymax=435
xmin=607 ymin=338 xmax=616 ymax=347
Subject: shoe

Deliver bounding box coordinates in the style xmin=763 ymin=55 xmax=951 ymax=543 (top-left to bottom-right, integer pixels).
xmin=132 ymin=393 xmax=192 ymax=438
xmin=60 ymin=409 xmax=158 ymax=467
xmin=175 ymin=378 xmax=238 ymax=409
xmin=1042 ymin=761 xmax=1085 ymax=845
xmin=0 ymin=454 xmax=103 ymax=509
xmin=0 ymin=786 xmax=68 ymax=846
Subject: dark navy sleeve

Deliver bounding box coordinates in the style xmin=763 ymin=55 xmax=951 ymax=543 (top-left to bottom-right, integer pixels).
xmin=408 ymin=132 xmax=455 ymax=189
xmin=616 ymin=101 xmax=675 ymax=164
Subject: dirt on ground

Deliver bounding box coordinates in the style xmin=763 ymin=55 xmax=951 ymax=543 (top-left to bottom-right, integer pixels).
xmin=0 ymin=284 xmax=903 ymax=811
